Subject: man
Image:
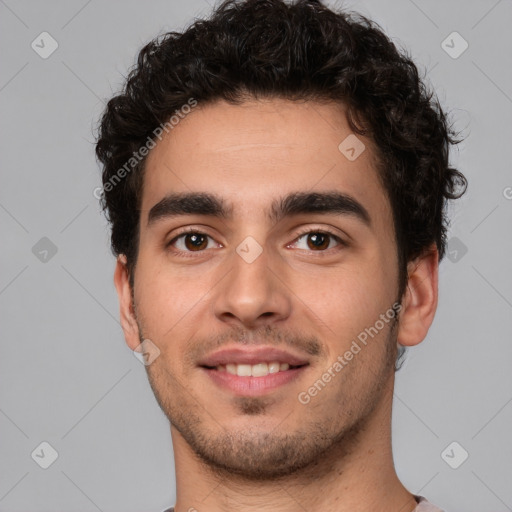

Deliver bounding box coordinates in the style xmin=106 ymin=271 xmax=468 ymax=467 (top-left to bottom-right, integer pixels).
xmin=95 ymin=0 xmax=467 ymax=510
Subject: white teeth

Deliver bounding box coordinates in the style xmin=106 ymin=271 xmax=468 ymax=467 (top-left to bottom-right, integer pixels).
xmin=252 ymin=363 xmax=268 ymax=377
xmin=216 ymin=361 xmax=296 ymax=377
xmin=268 ymin=362 xmax=280 ymax=374
xmin=236 ymin=364 xmax=252 ymax=377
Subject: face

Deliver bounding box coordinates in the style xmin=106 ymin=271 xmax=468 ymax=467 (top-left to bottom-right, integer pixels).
xmin=120 ymin=98 xmax=405 ymax=480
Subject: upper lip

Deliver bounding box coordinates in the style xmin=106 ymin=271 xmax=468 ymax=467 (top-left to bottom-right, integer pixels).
xmin=198 ymin=346 xmax=310 ymax=367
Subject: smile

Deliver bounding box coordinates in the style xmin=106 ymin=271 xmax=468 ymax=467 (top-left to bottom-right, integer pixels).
xmin=200 ymin=363 xmax=309 ymax=396
xmin=205 ymin=361 xmax=303 ymax=377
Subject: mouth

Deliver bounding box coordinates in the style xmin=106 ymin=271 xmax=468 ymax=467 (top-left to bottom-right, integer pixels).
xmin=198 ymin=346 xmax=310 ymax=396
xmin=201 ymin=361 xmax=306 ymax=377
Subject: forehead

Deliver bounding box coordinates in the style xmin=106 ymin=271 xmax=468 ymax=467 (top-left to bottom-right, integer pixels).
xmin=140 ymin=98 xmax=390 ymax=224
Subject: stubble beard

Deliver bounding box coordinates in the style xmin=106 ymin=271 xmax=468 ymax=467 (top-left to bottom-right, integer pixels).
xmin=141 ymin=321 xmax=399 ymax=482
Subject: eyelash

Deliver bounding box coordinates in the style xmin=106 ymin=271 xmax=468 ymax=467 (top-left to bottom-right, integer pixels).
xmin=166 ymin=226 xmax=346 ymax=258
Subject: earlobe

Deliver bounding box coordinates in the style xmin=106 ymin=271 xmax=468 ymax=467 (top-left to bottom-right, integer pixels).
xmin=397 ymin=245 xmax=439 ymax=347
xmin=113 ymin=255 xmax=141 ymax=351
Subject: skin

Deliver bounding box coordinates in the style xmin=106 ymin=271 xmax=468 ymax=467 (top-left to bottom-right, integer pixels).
xmin=114 ymin=98 xmax=439 ymax=512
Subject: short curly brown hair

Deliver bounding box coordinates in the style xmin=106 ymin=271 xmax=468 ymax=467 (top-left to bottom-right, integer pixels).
xmin=95 ymin=0 xmax=467 ymax=313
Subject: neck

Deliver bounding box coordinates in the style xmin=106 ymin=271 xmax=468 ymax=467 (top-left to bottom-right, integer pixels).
xmin=170 ymin=377 xmax=417 ymax=512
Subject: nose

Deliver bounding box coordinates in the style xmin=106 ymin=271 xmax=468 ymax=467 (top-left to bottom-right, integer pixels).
xmin=212 ymin=238 xmax=292 ymax=330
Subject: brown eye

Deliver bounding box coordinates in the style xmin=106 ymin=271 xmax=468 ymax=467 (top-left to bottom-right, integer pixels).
xmin=290 ymin=230 xmax=344 ymax=252
xmin=168 ymin=231 xmax=216 ymax=252
xmin=183 ymin=233 xmax=208 ymax=251
xmin=306 ymin=232 xmax=330 ymax=250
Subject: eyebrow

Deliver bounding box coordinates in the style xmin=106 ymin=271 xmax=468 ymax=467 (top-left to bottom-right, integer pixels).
xmin=146 ymin=190 xmax=371 ymax=228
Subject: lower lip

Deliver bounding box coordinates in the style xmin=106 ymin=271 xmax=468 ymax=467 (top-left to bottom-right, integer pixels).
xmin=201 ymin=366 xmax=308 ymax=396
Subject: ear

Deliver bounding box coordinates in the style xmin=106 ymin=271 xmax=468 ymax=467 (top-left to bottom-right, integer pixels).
xmin=397 ymin=244 xmax=439 ymax=347
xmin=113 ymin=254 xmax=141 ymax=351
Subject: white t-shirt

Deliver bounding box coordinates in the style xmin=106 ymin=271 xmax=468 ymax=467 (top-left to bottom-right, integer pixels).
xmin=414 ymin=494 xmax=445 ymax=511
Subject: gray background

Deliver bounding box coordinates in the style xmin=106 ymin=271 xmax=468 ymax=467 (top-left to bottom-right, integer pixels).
xmin=1 ymin=0 xmax=511 ymax=511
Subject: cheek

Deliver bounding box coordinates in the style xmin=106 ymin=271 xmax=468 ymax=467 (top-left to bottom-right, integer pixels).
xmin=293 ymin=260 xmax=395 ymax=356
xmin=134 ymin=259 xmax=209 ymax=343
